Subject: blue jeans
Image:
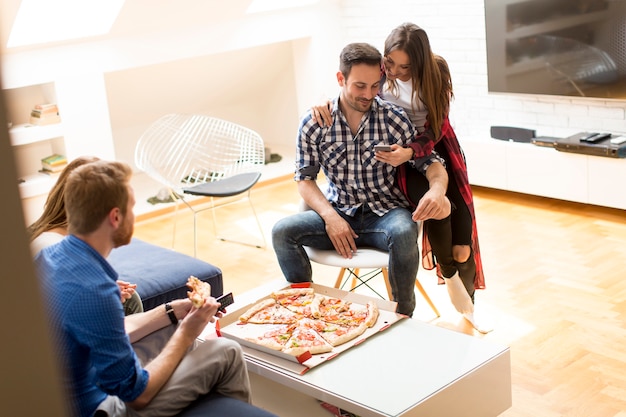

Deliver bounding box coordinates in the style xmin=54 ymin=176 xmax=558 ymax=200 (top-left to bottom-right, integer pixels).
xmin=271 ymin=205 xmax=419 ymax=316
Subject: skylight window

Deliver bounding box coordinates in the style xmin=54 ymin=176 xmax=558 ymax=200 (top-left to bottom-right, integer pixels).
xmin=7 ymin=0 xmax=124 ymax=48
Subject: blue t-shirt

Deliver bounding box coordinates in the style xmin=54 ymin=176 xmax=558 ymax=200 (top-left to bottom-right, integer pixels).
xmin=35 ymin=235 xmax=148 ymax=417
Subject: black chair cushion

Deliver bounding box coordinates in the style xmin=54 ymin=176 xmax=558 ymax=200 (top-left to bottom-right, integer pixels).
xmin=183 ymin=172 xmax=261 ymax=197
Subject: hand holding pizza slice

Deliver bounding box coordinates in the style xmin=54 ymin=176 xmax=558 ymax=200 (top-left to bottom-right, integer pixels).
xmin=186 ymin=276 xmax=212 ymax=308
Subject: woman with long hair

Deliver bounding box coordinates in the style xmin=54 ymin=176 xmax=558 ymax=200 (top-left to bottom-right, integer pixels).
xmin=29 ymin=156 xmax=143 ymax=315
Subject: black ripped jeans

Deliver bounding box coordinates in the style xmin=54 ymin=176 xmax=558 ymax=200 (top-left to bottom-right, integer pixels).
xmin=402 ymin=151 xmax=476 ymax=301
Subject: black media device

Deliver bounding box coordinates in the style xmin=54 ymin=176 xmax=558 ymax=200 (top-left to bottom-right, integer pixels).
xmin=555 ymin=132 xmax=626 ymax=158
xmin=490 ymin=126 xmax=536 ymax=143
xmin=216 ymin=292 xmax=234 ymax=312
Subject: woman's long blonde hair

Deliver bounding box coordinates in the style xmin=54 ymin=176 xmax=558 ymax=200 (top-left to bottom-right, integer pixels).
xmin=384 ymin=23 xmax=453 ymax=138
xmin=27 ymin=156 xmax=100 ymax=241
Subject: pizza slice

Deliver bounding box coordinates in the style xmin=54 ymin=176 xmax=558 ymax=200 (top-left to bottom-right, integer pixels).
xmin=186 ymin=275 xmax=212 ymax=308
xmin=321 ymin=301 xmax=379 ymax=328
xmin=246 ymin=324 xmax=296 ymax=351
xmin=282 ymin=324 xmax=334 ymax=356
xmin=270 ymin=287 xmax=315 ymax=300
xmin=239 ymin=298 xmax=276 ymax=323
xmin=246 ymin=303 xmax=302 ymax=325
xmin=305 ymin=318 xmax=368 ymax=347
xmin=272 ymin=288 xmax=321 ymax=318
xmin=354 ymin=301 xmax=379 ymax=327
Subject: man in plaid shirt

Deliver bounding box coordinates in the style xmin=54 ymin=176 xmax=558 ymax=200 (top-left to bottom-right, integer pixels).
xmin=272 ymin=43 xmax=449 ymax=316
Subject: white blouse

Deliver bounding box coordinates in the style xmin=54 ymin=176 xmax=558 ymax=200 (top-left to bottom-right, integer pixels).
xmin=381 ymin=78 xmax=428 ymax=133
xmin=30 ymin=231 xmax=65 ymax=257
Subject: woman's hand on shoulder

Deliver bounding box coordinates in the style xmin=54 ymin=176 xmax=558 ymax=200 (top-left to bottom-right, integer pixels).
xmin=311 ymin=99 xmax=332 ymax=127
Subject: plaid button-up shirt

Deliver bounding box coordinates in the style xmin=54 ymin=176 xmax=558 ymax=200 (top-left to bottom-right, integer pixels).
xmin=295 ymin=95 xmax=441 ymax=216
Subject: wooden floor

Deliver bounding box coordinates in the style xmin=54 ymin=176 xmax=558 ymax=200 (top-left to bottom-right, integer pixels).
xmin=133 ymin=177 xmax=626 ymax=417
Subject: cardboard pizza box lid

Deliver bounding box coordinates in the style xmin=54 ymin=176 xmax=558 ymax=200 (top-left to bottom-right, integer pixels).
xmin=215 ymin=281 xmax=405 ymax=375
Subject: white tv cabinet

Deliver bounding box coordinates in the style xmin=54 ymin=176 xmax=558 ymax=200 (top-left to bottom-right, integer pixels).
xmin=460 ymin=137 xmax=626 ymax=210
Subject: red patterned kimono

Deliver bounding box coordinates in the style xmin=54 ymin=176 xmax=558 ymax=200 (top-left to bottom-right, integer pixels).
xmin=401 ymin=118 xmax=485 ymax=290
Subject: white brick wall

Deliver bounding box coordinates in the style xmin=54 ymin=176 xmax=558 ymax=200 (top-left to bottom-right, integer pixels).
xmin=338 ymin=0 xmax=626 ymax=141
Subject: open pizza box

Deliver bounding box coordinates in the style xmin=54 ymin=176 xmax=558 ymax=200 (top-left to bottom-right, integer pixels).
xmin=215 ymin=282 xmax=406 ymax=375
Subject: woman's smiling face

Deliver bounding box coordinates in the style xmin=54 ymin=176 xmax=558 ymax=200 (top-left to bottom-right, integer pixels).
xmin=384 ymin=49 xmax=411 ymax=82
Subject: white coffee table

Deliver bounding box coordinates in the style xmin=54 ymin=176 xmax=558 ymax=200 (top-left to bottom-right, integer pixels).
xmin=218 ymin=280 xmax=511 ymax=417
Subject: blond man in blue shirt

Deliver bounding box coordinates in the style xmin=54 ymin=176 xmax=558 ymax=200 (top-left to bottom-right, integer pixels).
xmin=35 ymin=160 xmax=276 ymax=417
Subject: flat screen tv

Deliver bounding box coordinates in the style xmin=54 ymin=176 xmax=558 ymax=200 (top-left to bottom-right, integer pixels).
xmin=484 ymin=0 xmax=626 ymax=100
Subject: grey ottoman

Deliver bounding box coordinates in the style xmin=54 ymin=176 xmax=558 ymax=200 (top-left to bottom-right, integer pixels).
xmin=108 ymin=238 xmax=223 ymax=311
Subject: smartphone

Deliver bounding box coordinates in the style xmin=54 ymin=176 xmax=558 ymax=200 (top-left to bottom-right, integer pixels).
xmin=374 ymin=145 xmax=392 ymax=152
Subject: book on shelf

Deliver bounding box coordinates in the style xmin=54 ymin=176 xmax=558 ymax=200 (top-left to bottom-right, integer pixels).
xmin=41 ymin=154 xmax=67 ymax=172
xmin=38 ymin=168 xmax=62 ymax=176
xmin=33 ymin=103 xmax=59 ymax=112
xmin=32 ymin=103 xmax=58 ymax=114
xmin=30 ymin=103 xmax=61 ymax=125
xmin=30 ymin=113 xmax=61 ymax=125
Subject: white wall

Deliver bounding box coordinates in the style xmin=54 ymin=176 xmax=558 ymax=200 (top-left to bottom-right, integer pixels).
xmin=339 ymin=0 xmax=626 ymax=141
xmin=104 ymin=41 xmax=302 ymax=166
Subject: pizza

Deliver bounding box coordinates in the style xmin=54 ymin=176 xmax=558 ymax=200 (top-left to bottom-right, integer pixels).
xmin=237 ymin=290 xmax=379 ymax=357
xmin=186 ymin=276 xmax=212 ymax=308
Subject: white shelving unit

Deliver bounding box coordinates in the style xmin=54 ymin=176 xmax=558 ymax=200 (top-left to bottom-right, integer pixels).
xmin=10 ymin=122 xmax=65 ymax=199
xmin=4 ymin=83 xmax=66 ymax=201
xmin=461 ymin=137 xmax=626 ymax=211
xmin=17 ymin=172 xmax=57 ymax=199
xmin=9 ymin=122 xmax=64 ymax=147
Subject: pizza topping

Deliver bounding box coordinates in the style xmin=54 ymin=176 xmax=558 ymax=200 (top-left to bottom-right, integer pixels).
xmin=275 ymin=291 xmax=322 ymax=318
xmin=246 ymin=304 xmax=301 ymax=324
xmin=319 ymin=296 xmax=352 ymax=316
xmin=246 ymin=324 xmax=296 ymax=351
xmin=283 ymin=325 xmax=333 ymax=356
xmin=186 ymin=276 xmax=212 ymax=308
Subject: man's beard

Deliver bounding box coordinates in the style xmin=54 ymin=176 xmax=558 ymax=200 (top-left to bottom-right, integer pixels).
xmin=112 ymin=219 xmax=133 ymax=248
xmin=348 ymin=97 xmax=372 ymax=113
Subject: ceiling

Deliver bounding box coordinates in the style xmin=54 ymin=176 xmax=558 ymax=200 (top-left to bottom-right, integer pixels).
xmin=0 ymin=0 xmax=268 ymax=54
